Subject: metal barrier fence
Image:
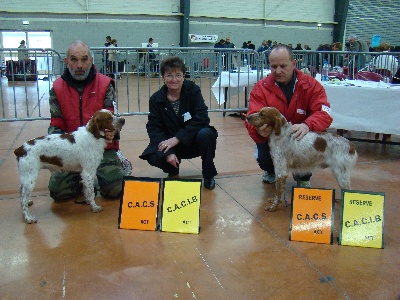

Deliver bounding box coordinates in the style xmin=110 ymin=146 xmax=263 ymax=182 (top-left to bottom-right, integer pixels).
xmin=1 ymin=47 xmax=399 ymax=121
xmin=0 ymin=48 xmax=63 ymax=121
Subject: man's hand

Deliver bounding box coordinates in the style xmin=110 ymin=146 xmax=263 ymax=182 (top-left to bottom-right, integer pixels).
xmin=291 ymin=123 xmax=309 ymax=141
xmin=104 ymin=129 xmax=115 ymax=144
xmin=256 ymin=124 xmax=273 ymax=138
xmin=166 ymin=154 xmax=180 ymax=168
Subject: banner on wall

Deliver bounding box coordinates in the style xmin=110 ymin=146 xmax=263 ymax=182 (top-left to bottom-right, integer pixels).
xmin=371 ymin=35 xmax=381 ymax=48
xmin=189 ymin=34 xmax=218 ymax=43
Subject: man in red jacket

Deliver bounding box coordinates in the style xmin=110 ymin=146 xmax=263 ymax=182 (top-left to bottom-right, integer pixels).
xmin=48 ymin=40 xmax=124 ymax=201
xmin=245 ymin=45 xmax=332 ymax=187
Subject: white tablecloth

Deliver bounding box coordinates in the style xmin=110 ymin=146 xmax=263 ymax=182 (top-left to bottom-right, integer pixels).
xmin=324 ymin=82 xmax=400 ymax=135
xmin=211 ymin=70 xmax=269 ymax=104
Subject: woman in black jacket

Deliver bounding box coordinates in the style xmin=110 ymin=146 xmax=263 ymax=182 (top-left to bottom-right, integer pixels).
xmin=140 ymin=56 xmax=218 ymax=189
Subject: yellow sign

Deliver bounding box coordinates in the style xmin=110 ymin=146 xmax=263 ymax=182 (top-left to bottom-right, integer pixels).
xmin=161 ymin=179 xmax=202 ymax=234
xmin=290 ymin=187 xmax=335 ymax=244
xmin=119 ymin=177 xmax=161 ymax=231
xmin=339 ymin=190 xmax=385 ymax=248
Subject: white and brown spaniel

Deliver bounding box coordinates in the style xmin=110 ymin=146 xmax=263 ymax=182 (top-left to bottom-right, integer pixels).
xmin=247 ymin=107 xmax=358 ymax=212
xmin=14 ymin=109 xmax=125 ymax=223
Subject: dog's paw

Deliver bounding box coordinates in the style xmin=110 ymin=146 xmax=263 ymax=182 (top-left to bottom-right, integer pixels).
xmin=267 ymin=197 xmax=282 ymax=204
xmin=25 ymin=215 xmax=38 ymax=224
xmin=264 ymin=204 xmax=278 ymax=212
xmin=91 ymin=205 xmax=103 ymax=213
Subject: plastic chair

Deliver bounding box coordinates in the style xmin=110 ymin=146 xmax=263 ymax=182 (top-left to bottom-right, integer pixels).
xmin=354 ymin=71 xmax=384 ymax=82
xmin=307 ymin=65 xmax=319 ymax=77
xmin=375 ymin=69 xmax=391 ymax=78
xmin=328 ymin=71 xmax=346 ymax=80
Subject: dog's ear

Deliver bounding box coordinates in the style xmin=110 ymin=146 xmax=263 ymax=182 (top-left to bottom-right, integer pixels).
xmin=274 ymin=116 xmax=282 ymax=136
xmin=87 ymin=116 xmax=101 ymax=139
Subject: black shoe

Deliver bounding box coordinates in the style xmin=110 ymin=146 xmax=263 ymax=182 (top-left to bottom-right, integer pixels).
xmin=204 ymin=177 xmax=216 ymax=190
xmin=168 ymin=170 xmax=179 ymax=177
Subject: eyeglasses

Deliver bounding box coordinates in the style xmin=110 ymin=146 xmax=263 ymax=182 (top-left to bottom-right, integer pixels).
xmin=164 ymin=73 xmax=184 ymax=80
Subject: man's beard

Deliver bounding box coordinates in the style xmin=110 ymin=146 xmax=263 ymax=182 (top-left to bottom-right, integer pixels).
xmin=68 ymin=66 xmax=91 ymax=81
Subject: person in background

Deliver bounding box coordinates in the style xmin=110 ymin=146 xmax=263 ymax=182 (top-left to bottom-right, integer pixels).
xmin=48 ymin=40 xmax=124 ymax=201
xmin=331 ymin=42 xmax=345 ymax=67
xmin=245 ymin=41 xmax=256 ymax=67
xmin=301 ymin=44 xmax=312 ymax=68
xmin=257 ymin=40 xmax=269 ymax=53
xmin=293 ymin=43 xmax=304 ymax=66
xmin=17 ymin=40 xmax=30 ymax=73
xmin=347 ymin=34 xmax=370 ymax=70
xmin=294 ymin=43 xmax=303 ymax=50
xmin=373 ymin=42 xmax=398 ymax=76
xmin=372 ymin=42 xmax=398 ymax=142
xmin=108 ymin=38 xmax=119 ymax=78
xmin=147 ymin=37 xmax=157 ymax=73
xmin=266 ymin=40 xmax=273 ymax=50
xmin=224 ymin=37 xmax=235 ymax=49
xmin=140 ymin=56 xmax=218 ymax=190
xmin=103 ymin=35 xmax=112 ymax=74
xmin=224 ymin=37 xmax=236 ymax=69
xmin=245 ymin=45 xmax=332 ymax=188
xmin=331 ymin=42 xmax=342 ymax=51
xmin=366 ymin=40 xmax=374 ymax=52
xmin=214 ymin=39 xmax=226 ymax=70
xmin=214 ymin=39 xmax=225 ymax=49
xmin=247 ymin=41 xmax=255 ymax=50
xmin=316 ymin=43 xmax=332 ymax=72
xmin=105 ymin=36 xmax=112 ymax=47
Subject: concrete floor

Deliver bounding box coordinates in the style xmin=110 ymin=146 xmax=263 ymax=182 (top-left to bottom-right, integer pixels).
xmin=1 ymin=81 xmax=400 ymax=299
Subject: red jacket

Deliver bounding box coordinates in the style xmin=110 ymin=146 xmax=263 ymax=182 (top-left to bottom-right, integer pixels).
xmin=246 ymin=69 xmax=333 ymax=143
xmin=51 ymin=73 xmax=119 ymax=150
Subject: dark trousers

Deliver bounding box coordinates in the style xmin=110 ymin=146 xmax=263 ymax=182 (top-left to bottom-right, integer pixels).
xmin=256 ymin=141 xmax=311 ymax=181
xmin=146 ymin=128 xmax=218 ymax=178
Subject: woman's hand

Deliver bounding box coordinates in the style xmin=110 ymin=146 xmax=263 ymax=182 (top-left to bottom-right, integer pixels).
xmin=158 ymin=137 xmax=180 ymax=153
xmin=166 ymin=154 xmax=180 ymax=168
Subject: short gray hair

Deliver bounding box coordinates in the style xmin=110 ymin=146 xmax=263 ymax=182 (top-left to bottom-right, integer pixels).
xmin=66 ymin=40 xmax=91 ymax=58
xmin=348 ymin=34 xmax=357 ymax=40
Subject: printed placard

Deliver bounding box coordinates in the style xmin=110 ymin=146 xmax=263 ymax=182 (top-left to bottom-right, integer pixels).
xmin=118 ymin=177 xmax=161 ymax=231
xmin=290 ymin=187 xmax=335 ymax=244
xmin=189 ymin=34 xmax=218 ymax=43
xmin=339 ymin=190 xmax=385 ymax=248
xmin=161 ymin=179 xmax=202 ymax=234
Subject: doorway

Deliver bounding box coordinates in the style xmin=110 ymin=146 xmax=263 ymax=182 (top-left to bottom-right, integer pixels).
xmin=1 ymin=31 xmax=53 ymax=76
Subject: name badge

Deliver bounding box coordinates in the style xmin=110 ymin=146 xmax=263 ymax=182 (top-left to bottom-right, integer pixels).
xmin=183 ymin=112 xmax=192 ymax=122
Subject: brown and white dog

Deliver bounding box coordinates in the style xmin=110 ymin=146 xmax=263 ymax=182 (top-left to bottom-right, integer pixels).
xmin=247 ymin=107 xmax=357 ymax=212
xmin=14 ymin=109 xmax=125 ymax=223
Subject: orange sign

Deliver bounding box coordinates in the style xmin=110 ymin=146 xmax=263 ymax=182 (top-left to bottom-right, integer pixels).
xmin=290 ymin=187 xmax=335 ymax=244
xmin=119 ymin=177 xmax=161 ymax=231
xmin=339 ymin=190 xmax=385 ymax=248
